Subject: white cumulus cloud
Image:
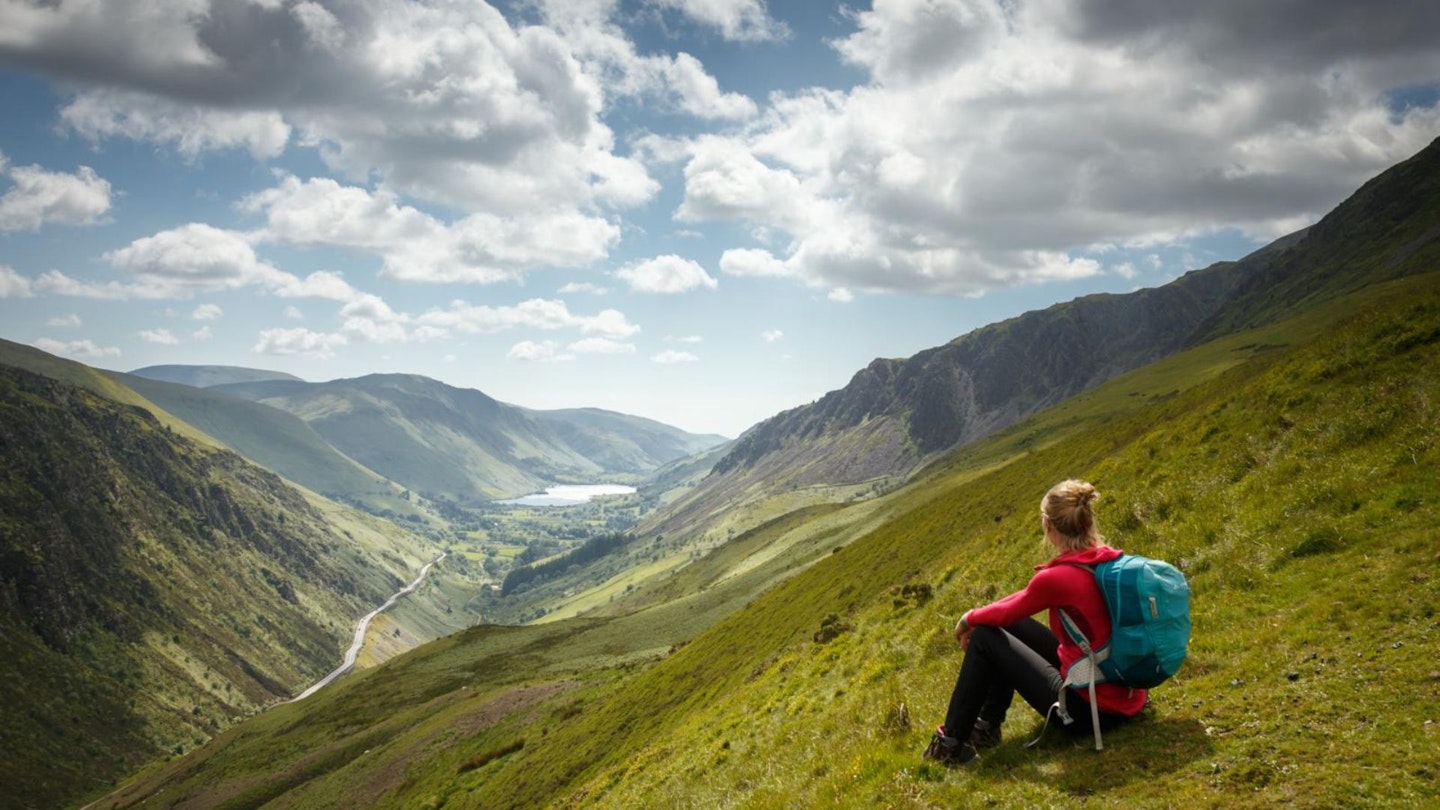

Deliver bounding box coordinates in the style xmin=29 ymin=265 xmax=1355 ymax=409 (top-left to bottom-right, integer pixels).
xmin=558 ymin=281 xmax=609 ymax=295
xmin=3 ymin=0 xmax=679 ymax=222
xmin=33 ymin=338 xmax=120 ymax=359
xmin=39 ymin=222 xmax=375 ymax=305
xmin=508 ymin=340 xmax=574 ymax=363
xmin=652 ymin=349 xmax=698 ymax=364
xmin=0 ymin=158 xmax=112 ymax=232
xmin=253 ymin=327 xmax=348 ymax=359
xmin=61 ymin=91 xmax=290 ymax=160
xmin=244 ymin=175 xmax=620 ymax=284
xmin=0 ymin=265 xmax=33 ymax=297
xmin=569 ymin=337 xmax=635 ymax=355
xmin=662 ymin=0 xmax=1440 ymax=296
xmin=102 ymin=223 xmax=286 ymax=297
xmin=616 ymin=255 xmax=718 ymax=294
xmin=720 ymin=247 xmax=791 ymax=278
xmin=656 ymin=53 xmax=758 ymax=120
xmin=417 ymin=298 xmax=640 ymax=340
xmin=140 ymin=328 xmax=179 ymax=345
xmin=646 ymin=0 xmax=790 ymax=42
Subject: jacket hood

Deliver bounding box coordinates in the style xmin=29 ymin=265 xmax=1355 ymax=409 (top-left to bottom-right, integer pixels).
xmin=1036 ymin=544 xmax=1123 ymax=570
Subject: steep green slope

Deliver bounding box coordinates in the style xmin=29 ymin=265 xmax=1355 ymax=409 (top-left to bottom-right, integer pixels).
xmin=0 ymin=363 xmax=441 ymax=810
xmin=94 ymin=273 xmax=1440 ymax=809
xmin=115 ymin=372 xmax=414 ymax=515
xmin=573 ymin=277 xmax=1440 ymax=810
xmin=0 ymin=338 xmax=216 ymax=445
xmin=1190 ymin=136 xmax=1440 ymax=341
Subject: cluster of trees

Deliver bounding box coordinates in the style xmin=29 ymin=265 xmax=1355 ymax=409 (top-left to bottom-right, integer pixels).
xmin=500 ymin=532 xmax=630 ymax=596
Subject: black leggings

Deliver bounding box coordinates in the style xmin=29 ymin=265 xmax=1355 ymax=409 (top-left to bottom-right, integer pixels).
xmin=942 ymin=617 xmax=1127 ymax=740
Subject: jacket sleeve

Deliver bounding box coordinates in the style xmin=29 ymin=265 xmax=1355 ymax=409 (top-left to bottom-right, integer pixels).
xmin=965 ymin=568 xmax=1065 ymax=627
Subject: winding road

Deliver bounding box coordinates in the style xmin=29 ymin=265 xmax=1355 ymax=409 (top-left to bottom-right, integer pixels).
xmin=289 ymin=552 xmax=446 ymax=703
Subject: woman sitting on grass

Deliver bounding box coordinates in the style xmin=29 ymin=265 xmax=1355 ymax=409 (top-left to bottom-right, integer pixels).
xmin=923 ymin=479 xmax=1147 ymax=765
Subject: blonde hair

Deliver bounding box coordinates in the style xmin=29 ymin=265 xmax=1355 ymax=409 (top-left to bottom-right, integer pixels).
xmin=1041 ymin=479 xmax=1103 ymax=553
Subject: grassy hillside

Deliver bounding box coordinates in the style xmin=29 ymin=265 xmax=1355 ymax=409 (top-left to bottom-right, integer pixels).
xmin=90 ymin=271 xmax=1440 ymax=809
xmin=0 ymin=357 xmax=452 ymax=810
xmin=0 ymin=339 xmax=218 ymax=447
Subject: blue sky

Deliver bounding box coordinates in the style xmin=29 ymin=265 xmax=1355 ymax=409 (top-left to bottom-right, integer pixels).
xmin=1 ymin=1 xmax=1437 ymax=438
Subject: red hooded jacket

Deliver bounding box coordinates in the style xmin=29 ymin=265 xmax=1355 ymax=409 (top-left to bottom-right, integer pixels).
xmin=965 ymin=545 xmax=1148 ymax=716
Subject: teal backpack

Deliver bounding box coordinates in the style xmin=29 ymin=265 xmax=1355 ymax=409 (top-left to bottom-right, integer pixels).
xmin=1049 ymin=554 xmax=1191 ymax=750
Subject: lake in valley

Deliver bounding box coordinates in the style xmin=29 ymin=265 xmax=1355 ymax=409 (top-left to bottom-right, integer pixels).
xmin=497 ymin=484 xmax=637 ymax=506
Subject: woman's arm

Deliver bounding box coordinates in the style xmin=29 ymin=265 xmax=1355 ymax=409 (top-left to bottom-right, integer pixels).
xmin=964 ymin=568 xmax=1065 ymax=628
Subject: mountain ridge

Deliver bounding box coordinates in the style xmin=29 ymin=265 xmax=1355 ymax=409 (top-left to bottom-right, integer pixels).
xmin=115 ymin=370 xmax=413 ymax=514
xmin=129 ymin=364 xmax=304 ymax=388
xmin=654 ymin=136 xmax=1440 ymax=544
xmin=210 ymin=372 xmax=726 ymax=502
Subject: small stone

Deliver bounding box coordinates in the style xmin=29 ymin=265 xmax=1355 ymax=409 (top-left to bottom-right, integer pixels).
xmin=1393 ymin=641 xmax=1405 ymax=649
xmin=1230 ymin=678 xmax=1244 ymax=687
xmin=1287 ymin=672 xmax=1301 ymax=682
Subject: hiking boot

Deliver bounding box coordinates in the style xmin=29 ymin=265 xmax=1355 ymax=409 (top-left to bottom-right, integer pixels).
xmin=921 ymin=725 xmax=979 ymax=766
xmin=969 ymin=718 xmax=1002 ymax=749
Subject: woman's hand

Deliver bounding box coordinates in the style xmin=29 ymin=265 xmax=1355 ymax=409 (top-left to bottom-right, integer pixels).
xmin=954 ymin=612 xmax=975 ymax=650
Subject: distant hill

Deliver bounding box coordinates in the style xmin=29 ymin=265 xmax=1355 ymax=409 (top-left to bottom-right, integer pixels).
xmin=115 ymin=372 xmax=412 ymax=514
xmin=640 ymin=439 xmax=734 ymax=501
xmin=526 ymin=407 xmax=728 ymax=473
xmin=212 ymin=373 xmax=727 ymax=502
xmin=129 ymin=364 xmax=304 ymax=388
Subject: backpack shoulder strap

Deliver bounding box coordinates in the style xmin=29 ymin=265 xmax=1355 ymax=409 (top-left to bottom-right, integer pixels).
xmin=1051 ymin=561 xmax=1101 ymax=646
